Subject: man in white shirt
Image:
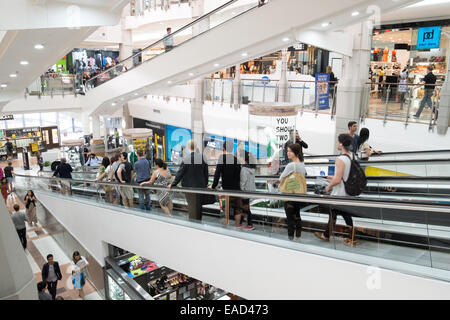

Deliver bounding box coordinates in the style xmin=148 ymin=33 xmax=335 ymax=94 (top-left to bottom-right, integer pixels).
xmin=85 ymin=153 xmax=101 ymax=167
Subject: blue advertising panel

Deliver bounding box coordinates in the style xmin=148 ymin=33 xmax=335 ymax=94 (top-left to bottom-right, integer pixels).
xmin=315 ymin=73 xmax=330 ymax=110
xmin=165 ymin=125 xmax=192 ymax=162
xmin=417 ymin=26 xmax=442 ymax=49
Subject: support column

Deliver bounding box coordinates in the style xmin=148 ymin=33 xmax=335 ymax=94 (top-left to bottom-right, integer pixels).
xmin=81 ymin=112 xmax=91 ymax=136
xmin=334 ymin=22 xmax=372 ymax=151
xmin=278 ymin=49 xmax=289 ymax=102
xmin=437 ymin=42 xmax=450 ymax=134
xmin=92 ymin=115 xmax=101 ymax=140
xmin=233 ymin=64 xmax=241 ymax=108
xmin=191 ymin=0 xmax=209 ymax=35
xmin=123 ymin=103 xmax=133 ymax=129
xmin=120 ymin=6 xmax=133 ymax=70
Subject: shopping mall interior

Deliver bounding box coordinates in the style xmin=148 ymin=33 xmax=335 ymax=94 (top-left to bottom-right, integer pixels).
xmin=1 ymin=0 xmax=450 ymax=303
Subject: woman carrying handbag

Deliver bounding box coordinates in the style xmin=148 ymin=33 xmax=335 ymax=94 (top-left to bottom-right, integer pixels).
xmin=24 ymin=190 xmax=38 ymax=227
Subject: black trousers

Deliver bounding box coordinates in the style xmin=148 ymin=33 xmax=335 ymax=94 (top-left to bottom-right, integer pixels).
xmin=185 ymin=193 xmax=203 ymax=221
xmin=16 ymin=228 xmax=27 ymax=249
xmin=242 ymin=199 xmax=253 ymax=226
xmin=284 ymin=201 xmax=302 ymax=239
xmin=47 ymin=281 xmax=58 ymax=300
xmin=324 ymin=207 xmax=353 ymax=239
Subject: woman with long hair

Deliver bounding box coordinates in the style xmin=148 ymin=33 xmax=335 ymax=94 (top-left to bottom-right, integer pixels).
xmin=356 ymin=128 xmax=382 ymax=160
xmin=72 ymin=251 xmax=89 ymax=300
xmin=24 ymin=190 xmax=38 ymax=227
xmin=140 ymin=158 xmax=173 ymax=216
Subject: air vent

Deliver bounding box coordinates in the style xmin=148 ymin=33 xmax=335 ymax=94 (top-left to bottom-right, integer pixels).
xmin=153 ymin=109 xmax=161 ymax=113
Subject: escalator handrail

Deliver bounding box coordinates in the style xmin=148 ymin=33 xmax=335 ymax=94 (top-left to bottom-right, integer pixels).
xmin=86 ymin=0 xmax=254 ymax=87
xmin=303 ymin=149 xmax=450 ymax=160
xmin=15 ymin=174 xmax=450 ymax=212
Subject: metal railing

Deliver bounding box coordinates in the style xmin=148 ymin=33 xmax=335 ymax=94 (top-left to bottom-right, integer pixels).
xmin=26 ymin=74 xmax=81 ymax=98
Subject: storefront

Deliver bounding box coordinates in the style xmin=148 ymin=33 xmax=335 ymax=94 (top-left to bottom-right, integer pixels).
xmin=104 ymin=245 xmax=232 ymax=301
xmin=0 ymin=126 xmax=48 ymax=161
xmin=133 ymin=118 xmax=167 ymax=161
xmin=371 ymin=20 xmax=449 ymax=107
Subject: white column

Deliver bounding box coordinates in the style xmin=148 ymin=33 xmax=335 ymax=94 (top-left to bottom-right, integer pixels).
xmin=334 ymin=22 xmax=372 ymax=151
xmin=233 ymin=63 xmax=241 ymax=108
xmin=278 ymin=49 xmax=289 ymax=102
xmin=81 ymin=112 xmax=91 ymax=136
xmin=92 ymin=115 xmax=101 ymax=140
xmin=437 ymin=41 xmax=450 ymax=134
xmin=123 ymin=103 xmax=133 ymax=129
xmin=191 ymin=0 xmax=209 ymax=35
xmin=120 ymin=6 xmax=133 ymax=70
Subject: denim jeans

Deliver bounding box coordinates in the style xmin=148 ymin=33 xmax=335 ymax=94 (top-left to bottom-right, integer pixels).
xmin=415 ymin=89 xmax=434 ymax=117
xmin=138 ymin=189 xmax=151 ymax=211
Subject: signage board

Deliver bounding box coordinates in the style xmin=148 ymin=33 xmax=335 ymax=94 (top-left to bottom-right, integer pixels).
xmin=315 ymin=73 xmax=330 ymax=110
xmin=0 ymin=115 xmax=13 ymax=121
xmin=417 ymin=26 xmax=442 ymax=49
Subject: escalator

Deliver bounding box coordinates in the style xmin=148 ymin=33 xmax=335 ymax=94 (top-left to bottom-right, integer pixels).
xmin=82 ymin=0 xmax=418 ymax=117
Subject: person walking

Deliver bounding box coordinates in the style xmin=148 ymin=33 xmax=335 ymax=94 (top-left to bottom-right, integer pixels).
xmin=239 ymin=150 xmax=256 ymax=231
xmin=116 ymin=152 xmax=134 ymax=207
xmin=72 ymin=251 xmax=89 ymax=300
xmin=141 ymin=158 xmax=173 ymax=216
xmin=11 ymin=204 xmax=28 ymax=250
xmin=169 ymin=140 xmax=209 ymax=221
xmin=1 ymin=178 xmax=8 ymax=203
xmin=37 ymin=281 xmax=52 ymax=300
xmin=211 ymin=140 xmax=242 ymax=229
xmin=94 ymin=157 xmax=110 ymax=202
xmin=41 ymin=254 xmax=63 ymax=300
xmin=315 ymin=134 xmax=354 ymax=244
xmin=134 ymin=150 xmax=152 ymax=211
xmin=36 ymin=151 xmax=44 ymax=173
xmin=163 ymin=27 xmax=174 ymax=52
xmin=347 ymin=121 xmax=359 ymax=154
xmin=414 ymin=65 xmax=437 ymax=119
xmin=283 ymin=130 xmax=308 ymax=165
xmin=53 ymin=158 xmax=73 ymax=194
xmin=24 ymin=190 xmax=38 ymax=227
xmin=4 ymin=161 xmax=14 ymax=193
xmin=5 ymin=138 xmax=14 ymax=160
xmin=279 ymin=144 xmax=307 ymax=241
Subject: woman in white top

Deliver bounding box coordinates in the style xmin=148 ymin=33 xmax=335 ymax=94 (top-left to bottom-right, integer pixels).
xmin=279 ymin=143 xmax=306 ymax=242
xmin=72 ymin=251 xmax=89 ymax=300
xmin=357 ymin=128 xmax=382 ymax=160
xmin=315 ymin=134 xmax=354 ymax=243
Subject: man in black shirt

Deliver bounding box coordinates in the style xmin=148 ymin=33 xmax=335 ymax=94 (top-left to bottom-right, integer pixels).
xmin=414 ymin=65 xmax=437 ymax=118
xmin=4 ymin=161 xmax=14 ymax=193
xmin=5 ymin=138 xmax=14 ymax=159
xmin=53 ymin=158 xmax=73 ymax=194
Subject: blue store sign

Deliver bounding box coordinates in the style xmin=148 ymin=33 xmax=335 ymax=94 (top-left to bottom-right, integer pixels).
xmin=315 ymin=73 xmax=330 ymax=110
xmin=417 ymin=26 xmax=442 ymax=49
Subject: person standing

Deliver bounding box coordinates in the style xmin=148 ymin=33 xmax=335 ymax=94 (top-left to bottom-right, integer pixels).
xmin=11 ymin=204 xmax=28 ymax=250
xmin=24 ymin=190 xmax=38 ymax=227
xmin=1 ymin=178 xmax=8 ymax=203
xmin=141 ymin=158 xmax=173 ymax=216
xmin=5 ymin=138 xmax=14 ymax=159
xmin=279 ymin=144 xmax=307 ymax=241
xmin=239 ymin=150 xmax=256 ymax=231
xmin=357 ymin=128 xmax=382 ymax=160
xmin=41 ymin=254 xmax=63 ymax=300
xmin=283 ymin=130 xmax=308 ymax=165
xmin=163 ymin=27 xmax=174 ymax=52
xmin=347 ymin=121 xmax=359 ymax=154
xmin=53 ymin=158 xmax=73 ymax=194
xmin=169 ymin=140 xmax=209 ymax=221
xmin=4 ymin=161 xmax=14 ymax=193
xmin=315 ymin=134 xmax=354 ymax=244
xmin=85 ymin=153 xmax=101 ymax=167
xmin=134 ymin=150 xmax=152 ymax=211
xmin=211 ymin=140 xmax=242 ymax=229
xmin=414 ymin=65 xmax=437 ymax=119
xmin=114 ymin=128 xmax=120 ymax=148
xmin=116 ymin=152 xmax=134 ymax=208
xmin=326 ymin=66 xmax=338 ymax=99
xmin=36 ymin=151 xmax=44 ymax=173
xmin=72 ymin=251 xmax=89 ymax=300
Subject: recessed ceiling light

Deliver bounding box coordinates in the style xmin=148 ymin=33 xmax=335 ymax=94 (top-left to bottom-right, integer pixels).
xmin=231 ymin=12 xmax=236 ymax=15
xmin=282 ymin=37 xmax=290 ymax=42
xmin=214 ymin=63 xmax=220 ymax=67
xmin=20 ymin=61 xmax=29 ymax=65
xmin=352 ymin=11 xmax=360 ymax=17
xmin=167 ymin=80 xmax=173 ymax=84
xmin=0 ymin=84 xmax=7 ymax=88
xmin=120 ymin=98 xmax=124 ymax=101
xmin=134 ymin=93 xmax=138 ymax=96
xmin=188 ymin=72 xmax=194 ymax=76
xmin=111 ymin=102 xmax=116 ymax=106
xmin=34 ymin=44 xmax=44 ymax=50
xmin=241 ymin=52 xmax=248 ymax=57
xmin=321 ymin=22 xmax=330 ymax=27
xmin=9 ymin=74 xmax=17 ymax=78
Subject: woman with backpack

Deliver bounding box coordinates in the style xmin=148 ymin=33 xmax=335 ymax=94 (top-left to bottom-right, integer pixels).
xmin=315 ymin=134 xmax=355 ymax=244
xmin=279 ymin=143 xmax=306 ymax=242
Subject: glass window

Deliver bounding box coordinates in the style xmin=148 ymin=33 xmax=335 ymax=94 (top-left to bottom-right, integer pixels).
xmin=41 ymin=112 xmax=57 ymax=127
xmin=6 ymin=114 xmax=24 ymax=129
xmin=0 ymin=121 xmax=6 ymax=130
xmin=58 ymin=112 xmax=73 ymax=134
xmin=24 ymin=113 xmax=41 ymax=127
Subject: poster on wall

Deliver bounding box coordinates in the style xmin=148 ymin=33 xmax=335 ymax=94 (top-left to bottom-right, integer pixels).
xmin=165 ymin=125 xmax=192 ymax=163
xmin=272 ymin=117 xmax=296 ymax=152
xmin=315 ymin=73 xmax=330 ymax=110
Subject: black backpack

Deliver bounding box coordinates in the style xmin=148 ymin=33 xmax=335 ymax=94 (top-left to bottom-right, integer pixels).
xmin=343 ymin=154 xmax=367 ymax=196
xmin=115 ymin=162 xmax=133 ymax=183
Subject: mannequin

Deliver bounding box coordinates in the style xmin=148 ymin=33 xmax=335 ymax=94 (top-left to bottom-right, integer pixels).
xmin=382 ymin=47 xmax=389 ymax=63
xmin=391 ymin=49 xmax=397 ymax=63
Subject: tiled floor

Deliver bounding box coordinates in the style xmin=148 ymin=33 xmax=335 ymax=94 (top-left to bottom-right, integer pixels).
xmin=7 ymin=192 xmax=102 ymax=300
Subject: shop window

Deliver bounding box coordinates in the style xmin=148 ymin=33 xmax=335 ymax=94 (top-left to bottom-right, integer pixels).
xmin=41 ymin=112 xmax=58 ymax=127
xmin=6 ymin=114 xmax=24 ymax=129
xmin=24 ymin=113 xmax=41 ymax=127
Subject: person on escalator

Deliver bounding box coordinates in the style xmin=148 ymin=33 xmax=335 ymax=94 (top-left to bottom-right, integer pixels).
xmin=348 ymin=121 xmax=359 ymax=154
xmin=356 ymin=128 xmax=382 ymax=160
xmin=163 ymin=27 xmax=174 ymax=52
xmin=283 ymin=130 xmax=308 ymax=165
xmin=239 ymin=150 xmax=256 ymax=231
xmin=315 ymin=134 xmax=354 ymax=245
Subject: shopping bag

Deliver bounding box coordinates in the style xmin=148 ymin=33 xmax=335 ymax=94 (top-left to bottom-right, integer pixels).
xmin=6 ymin=193 xmax=18 ymax=212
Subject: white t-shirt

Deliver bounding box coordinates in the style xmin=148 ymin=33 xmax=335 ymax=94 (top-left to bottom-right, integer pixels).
xmin=280 ymin=162 xmax=306 ymax=180
xmin=358 ymin=141 xmax=370 ymax=159
xmin=331 ymin=155 xmax=351 ymax=197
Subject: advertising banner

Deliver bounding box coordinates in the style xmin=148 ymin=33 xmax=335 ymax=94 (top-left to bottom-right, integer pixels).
xmin=315 ymin=73 xmax=330 ymax=110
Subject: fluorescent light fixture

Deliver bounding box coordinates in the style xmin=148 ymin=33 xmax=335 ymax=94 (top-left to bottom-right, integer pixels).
xmin=34 ymin=44 xmax=44 ymax=50
xmin=214 ymin=63 xmax=220 ymax=67
xmin=134 ymin=93 xmax=138 ymax=96
xmin=188 ymin=72 xmax=194 ymax=76
xmin=120 ymin=98 xmax=124 ymax=101
xmin=20 ymin=61 xmax=29 ymax=65
xmin=351 ymin=11 xmax=360 ymax=16
xmin=9 ymin=74 xmax=17 ymax=78
xmin=321 ymin=22 xmax=330 ymax=27
xmin=282 ymin=37 xmax=290 ymax=42
xmin=0 ymin=84 xmax=7 ymax=88
xmin=111 ymin=102 xmax=116 ymax=106
xmin=168 ymin=80 xmax=172 ymax=84
xmin=241 ymin=52 xmax=248 ymax=57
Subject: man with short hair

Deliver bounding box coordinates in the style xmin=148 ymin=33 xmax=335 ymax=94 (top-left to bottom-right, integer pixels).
xmin=85 ymin=153 xmax=101 ymax=167
xmin=11 ymin=204 xmax=27 ymax=250
xmin=347 ymin=121 xmax=359 ymax=154
xmin=41 ymin=254 xmax=62 ymax=300
xmin=53 ymin=158 xmax=73 ymax=194
xmin=134 ymin=149 xmax=152 ymax=211
xmin=5 ymin=137 xmax=14 ymax=159
xmin=163 ymin=27 xmax=174 ymax=52
xmin=37 ymin=281 xmax=52 ymax=300
xmin=414 ymin=65 xmax=437 ymax=119
xmin=170 ymin=141 xmax=209 ymax=221
xmin=4 ymin=161 xmax=14 ymax=193
xmin=116 ymin=152 xmax=134 ymax=207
